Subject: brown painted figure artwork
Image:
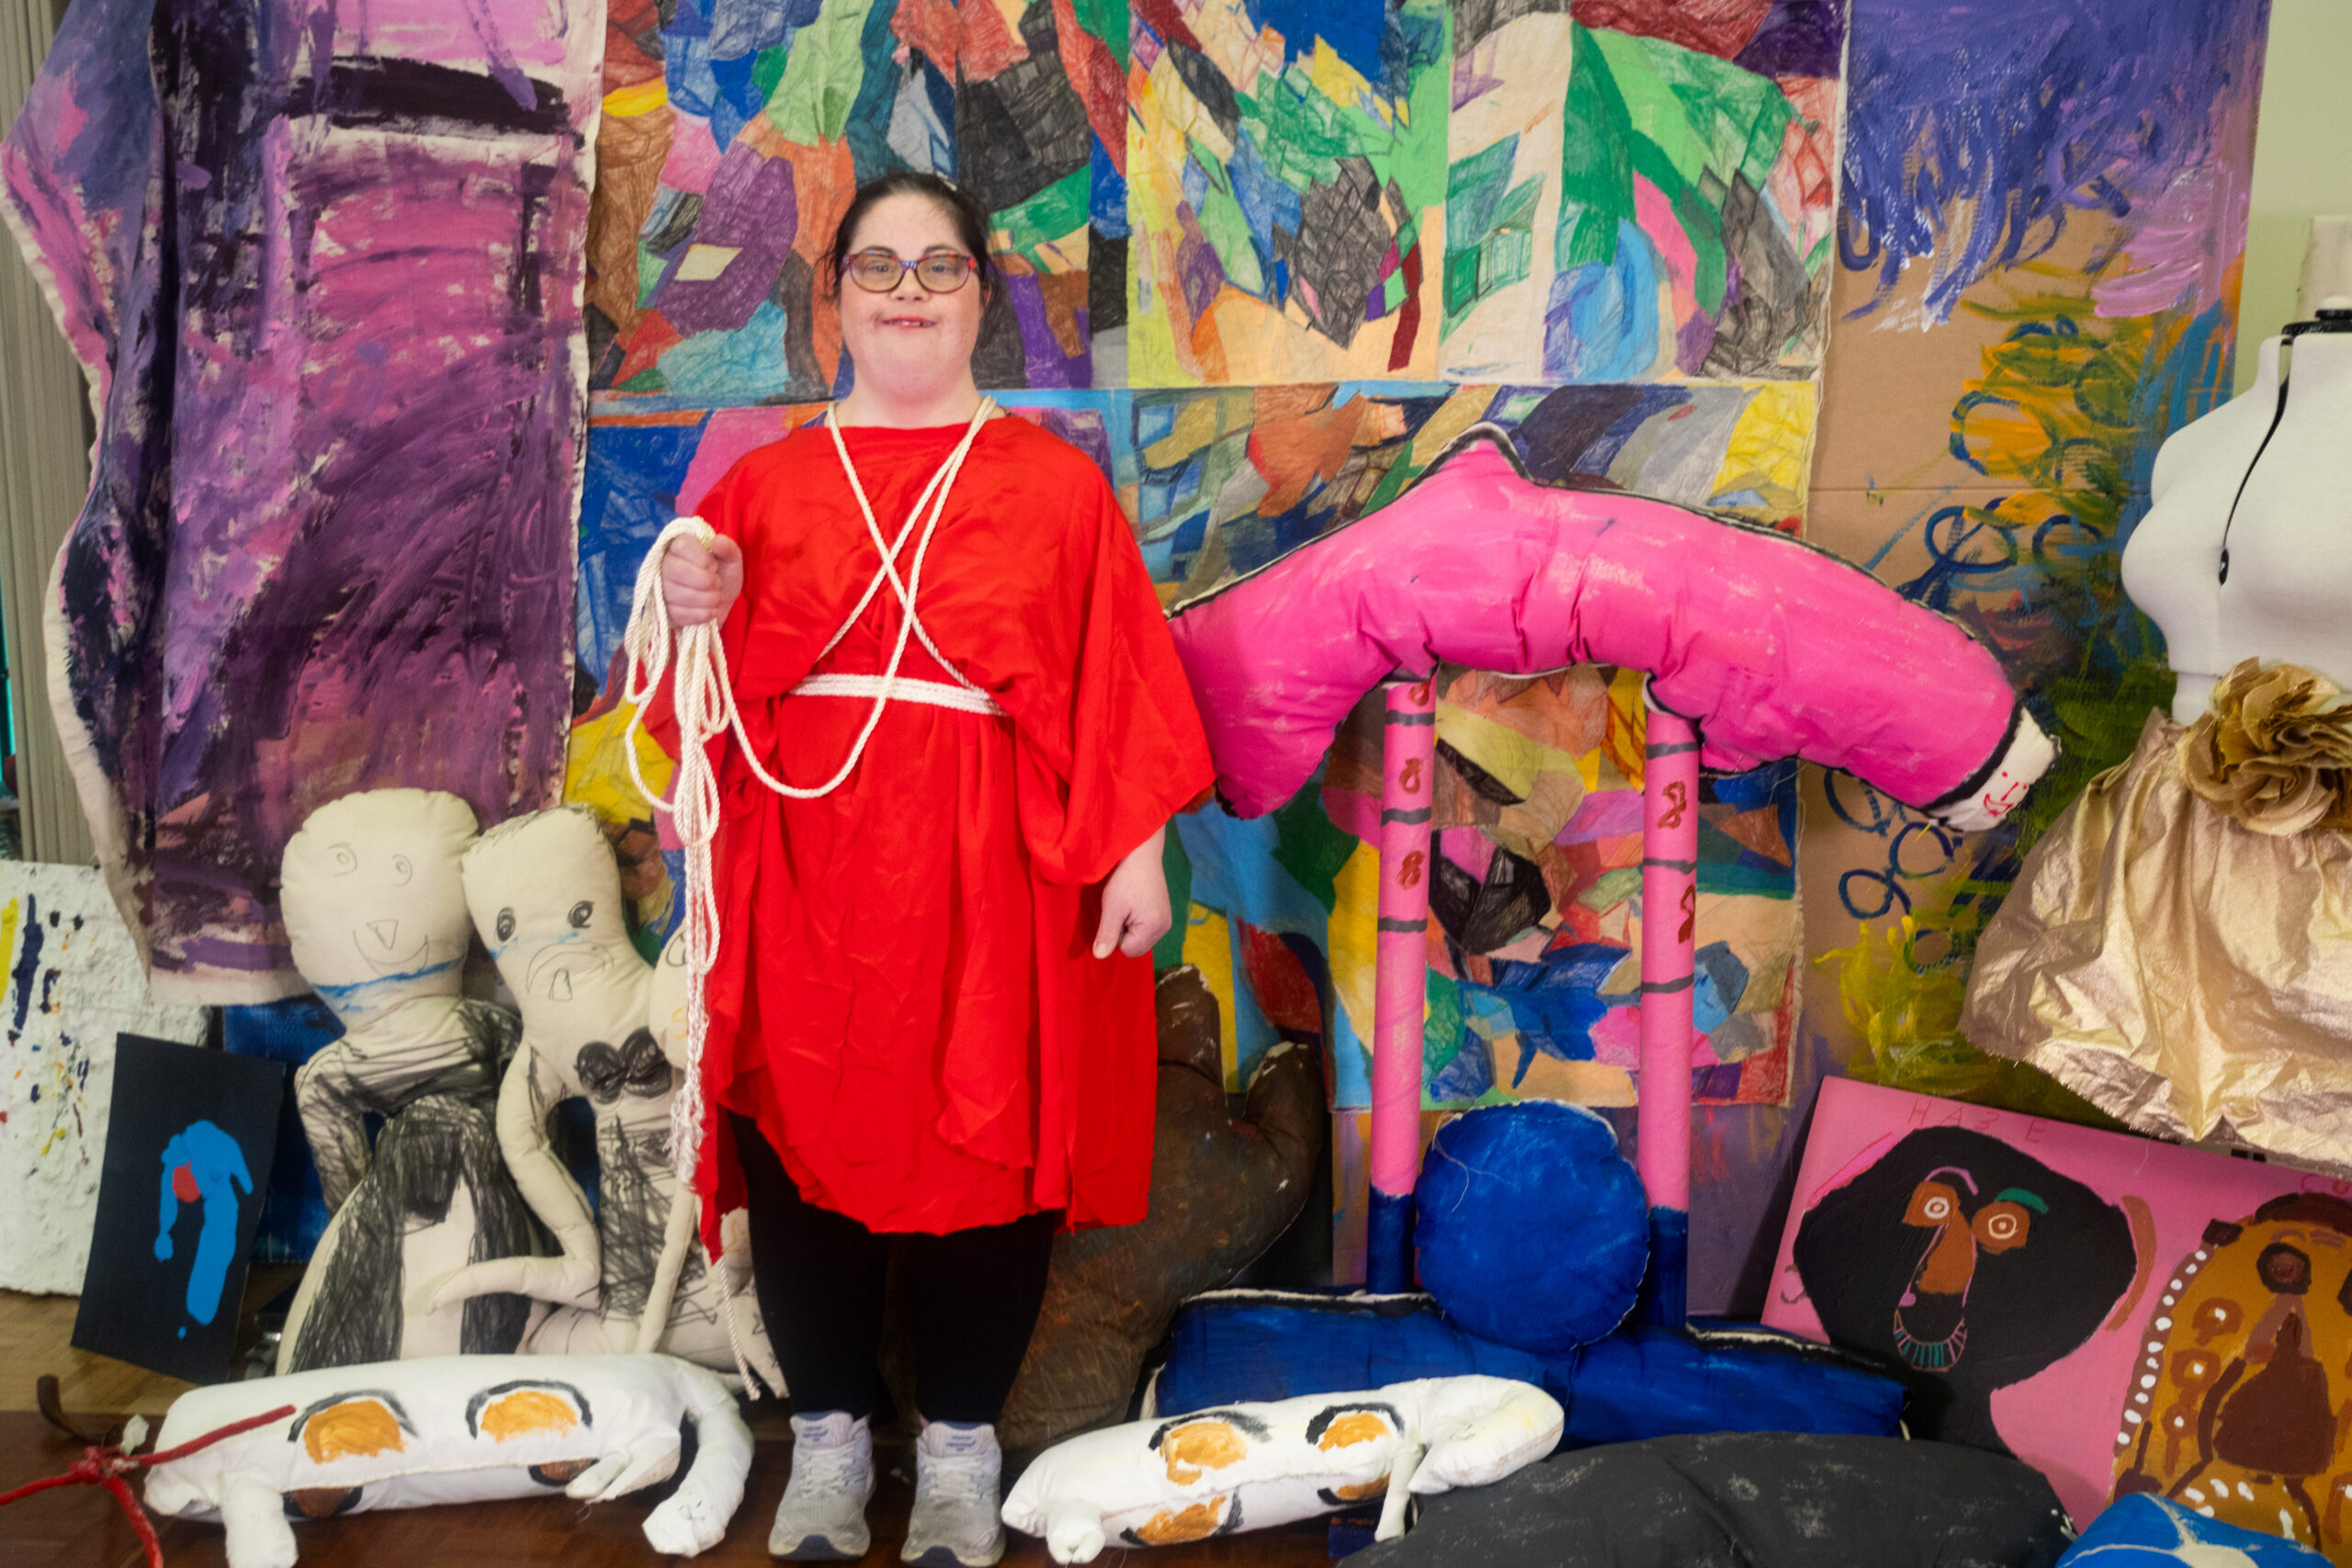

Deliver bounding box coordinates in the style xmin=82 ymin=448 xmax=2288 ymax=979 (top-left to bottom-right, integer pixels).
xmin=2113 ymin=1193 xmax=2352 ymax=1559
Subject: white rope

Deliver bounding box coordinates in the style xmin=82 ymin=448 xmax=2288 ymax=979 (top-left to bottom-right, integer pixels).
xmin=791 ymin=671 xmax=1004 ymax=715
xmin=614 ymin=400 xmax=998 ymax=1382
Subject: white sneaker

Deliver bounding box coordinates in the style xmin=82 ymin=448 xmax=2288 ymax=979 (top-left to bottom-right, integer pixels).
xmin=771 ymin=1411 xmax=876 ymax=1561
xmin=900 ymin=1421 xmax=1005 ymax=1567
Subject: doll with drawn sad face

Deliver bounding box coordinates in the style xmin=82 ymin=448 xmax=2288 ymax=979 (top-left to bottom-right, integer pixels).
xmin=424 ymin=806 xmax=779 ymax=1385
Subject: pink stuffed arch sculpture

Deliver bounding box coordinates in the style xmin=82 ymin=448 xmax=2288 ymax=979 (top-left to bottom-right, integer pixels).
xmin=1166 ymin=427 xmax=2052 ymax=827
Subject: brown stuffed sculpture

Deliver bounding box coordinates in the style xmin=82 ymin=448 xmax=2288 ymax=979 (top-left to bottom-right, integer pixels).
xmin=991 ymin=964 xmax=1325 ymax=1455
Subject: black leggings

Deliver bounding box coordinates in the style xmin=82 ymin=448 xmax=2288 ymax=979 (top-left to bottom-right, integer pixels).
xmin=732 ymin=1114 xmax=1059 ymax=1426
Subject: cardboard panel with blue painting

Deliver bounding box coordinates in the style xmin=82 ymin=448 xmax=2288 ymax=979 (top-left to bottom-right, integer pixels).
xmin=73 ymin=1036 xmax=284 ymax=1382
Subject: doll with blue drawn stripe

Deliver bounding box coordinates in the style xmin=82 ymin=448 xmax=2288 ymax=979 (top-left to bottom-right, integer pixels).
xmin=274 ymin=788 xmax=540 ymax=1371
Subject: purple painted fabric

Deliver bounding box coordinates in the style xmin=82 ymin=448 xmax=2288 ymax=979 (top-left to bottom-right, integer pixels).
xmin=2 ymin=0 xmax=594 ymax=1000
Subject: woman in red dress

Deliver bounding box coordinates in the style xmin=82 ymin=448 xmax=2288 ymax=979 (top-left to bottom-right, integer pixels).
xmin=654 ymin=173 xmax=1212 ymax=1565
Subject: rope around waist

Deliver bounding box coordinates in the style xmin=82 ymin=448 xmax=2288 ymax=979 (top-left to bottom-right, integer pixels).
xmin=788 ymin=671 xmax=1005 ymax=716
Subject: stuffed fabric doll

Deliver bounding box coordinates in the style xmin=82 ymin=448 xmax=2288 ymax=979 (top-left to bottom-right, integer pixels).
xmin=141 ymin=1352 xmax=752 ymax=1565
xmin=1001 ymin=1376 xmax=1563 ymax=1562
xmin=426 ymin=807 xmax=780 ymax=1386
xmin=275 ymin=789 xmax=539 ymax=1372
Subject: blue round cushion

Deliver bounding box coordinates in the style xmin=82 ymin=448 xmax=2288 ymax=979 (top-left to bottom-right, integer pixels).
xmin=1413 ymin=1101 xmax=1649 ymax=1353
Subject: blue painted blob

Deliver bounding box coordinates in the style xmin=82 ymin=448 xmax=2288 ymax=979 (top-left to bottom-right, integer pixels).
xmin=1240 ymin=0 xmax=1386 ymax=83
xmin=2055 ymin=1495 xmax=2328 ymax=1565
xmin=9 ymin=897 xmax=42 ymax=1032
xmin=1089 ymin=139 xmax=1127 ymax=238
xmin=1543 ymin=224 xmax=1664 ymax=383
xmin=154 ymin=1121 xmax=254 ymax=1330
xmin=1690 ymin=942 xmax=1748 ymax=1035
xmin=577 ymin=418 xmax=705 ymax=673
xmin=1413 ymin=1101 xmax=1648 ymax=1353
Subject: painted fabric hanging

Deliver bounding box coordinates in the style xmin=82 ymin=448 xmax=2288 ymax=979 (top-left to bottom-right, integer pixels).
xmin=0 ymin=0 xmax=594 ymax=999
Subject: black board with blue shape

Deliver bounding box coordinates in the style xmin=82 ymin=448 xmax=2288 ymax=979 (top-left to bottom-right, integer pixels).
xmin=73 ymin=1033 xmax=285 ymax=1382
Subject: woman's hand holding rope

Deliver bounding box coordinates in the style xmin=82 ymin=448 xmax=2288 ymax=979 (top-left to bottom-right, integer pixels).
xmin=660 ymin=533 xmax=743 ymax=627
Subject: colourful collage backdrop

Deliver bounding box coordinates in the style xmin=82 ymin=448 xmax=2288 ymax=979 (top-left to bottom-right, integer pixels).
xmin=566 ymin=0 xmax=2272 ymax=1303
xmin=571 ymin=0 xmax=1840 ymax=1193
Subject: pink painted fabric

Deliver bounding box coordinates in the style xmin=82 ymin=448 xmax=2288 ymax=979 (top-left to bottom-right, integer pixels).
xmin=1169 ymin=434 xmax=2021 ymax=818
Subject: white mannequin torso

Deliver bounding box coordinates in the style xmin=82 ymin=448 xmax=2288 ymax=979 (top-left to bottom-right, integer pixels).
xmin=2123 ymin=332 xmax=2352 ymax=721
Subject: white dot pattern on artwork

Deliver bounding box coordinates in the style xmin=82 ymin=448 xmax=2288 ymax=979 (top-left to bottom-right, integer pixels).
xmin=2111 ymin=1253 xmax=2213 ymax=1450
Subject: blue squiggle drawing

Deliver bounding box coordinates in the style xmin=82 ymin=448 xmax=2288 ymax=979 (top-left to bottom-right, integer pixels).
xmin=154 ymin=1121 xmax=252 ymax=1338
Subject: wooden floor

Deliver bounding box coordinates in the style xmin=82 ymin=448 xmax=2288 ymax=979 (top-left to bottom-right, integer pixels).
xmin=0 ymin=1277 xmax=307 ymax=1419
xmin=0 ymin=1286 xmax=1337 ymax=1565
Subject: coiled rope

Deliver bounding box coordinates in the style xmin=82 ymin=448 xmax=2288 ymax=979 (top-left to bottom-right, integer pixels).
xmin=616 ymin=400 xmax=998 ymax=1376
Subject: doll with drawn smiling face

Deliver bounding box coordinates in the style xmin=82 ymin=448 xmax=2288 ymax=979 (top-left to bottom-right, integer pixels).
xmin=275 ymin=789 xmax=541 ymax=1372
xmin=424 ymin=806 xmax=779 ymax=1385
xmin=281 ymin=789 xmax=476 ymax=1029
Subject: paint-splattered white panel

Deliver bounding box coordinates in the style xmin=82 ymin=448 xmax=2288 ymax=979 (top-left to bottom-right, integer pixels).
xmin=0 ymin=863 xmax=207 ymax=1293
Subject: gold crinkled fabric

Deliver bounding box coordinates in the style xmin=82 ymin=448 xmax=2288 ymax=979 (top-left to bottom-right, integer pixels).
xmin=2180 ymin=658 xmax=2352 ymax=835
xmin=1962 ymin=696 xmax=2352 ymax=1170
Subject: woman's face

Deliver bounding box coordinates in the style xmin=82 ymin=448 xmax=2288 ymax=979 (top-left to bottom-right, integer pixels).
xmin=836 ymin=193 xmax=986 ymax=404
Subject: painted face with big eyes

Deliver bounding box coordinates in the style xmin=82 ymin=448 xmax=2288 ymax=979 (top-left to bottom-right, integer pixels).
xmin=835 ymin=193 xmax=986 ymax=406
xmin=1890 ymin=1168 xmax=2045 ymax=1372
xmin=280 ymin=789 xmax=480 ymax=1014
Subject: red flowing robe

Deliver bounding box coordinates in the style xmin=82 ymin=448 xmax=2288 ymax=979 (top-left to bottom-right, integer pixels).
xmin=650 ymin=417 xmax=1213 ymax=1240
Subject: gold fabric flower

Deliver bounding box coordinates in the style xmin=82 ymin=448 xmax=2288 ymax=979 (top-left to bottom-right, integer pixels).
xmin=2180 ymin=659 xmax=2352 ymax=835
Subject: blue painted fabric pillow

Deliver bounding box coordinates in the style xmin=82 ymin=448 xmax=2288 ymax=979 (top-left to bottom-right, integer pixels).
xmin=2059 ymin=1495 xmax=2329 ymax=1564
xmin=1148 ymin=1289 xmax=1904 ymax=1447
xmin=1414 ymin=1101 xmax=1648 ymax=1352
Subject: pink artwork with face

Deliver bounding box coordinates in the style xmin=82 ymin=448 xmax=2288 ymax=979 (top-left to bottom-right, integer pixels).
xmin=1767 ymin=1077 xmax=2352 ymax=1535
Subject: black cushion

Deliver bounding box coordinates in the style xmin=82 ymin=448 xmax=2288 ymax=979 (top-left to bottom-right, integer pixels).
xmin=1351 ymin=1432 xmax=2073 ymax=1568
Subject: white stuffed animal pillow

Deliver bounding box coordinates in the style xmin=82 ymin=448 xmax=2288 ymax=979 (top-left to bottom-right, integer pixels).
xmin=1000 ymin=1375 xmax=1563 ymax=1562
xmin=142 ymin=1353 xmax=751 ymax=1567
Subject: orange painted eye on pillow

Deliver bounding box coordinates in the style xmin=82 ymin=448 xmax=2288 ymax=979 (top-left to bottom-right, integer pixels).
xmin=466 ymin=1380 xmax=592 ymax=1442
xmin=290 ymin=1393 xmax=413 ymax=1464
xmin=1148 ymin=1409 xmax=1270 ymax=1485
xmin=1306 ymin=1404 xmax=1400 ymax=1451
xmin=1156 ymin=1421 xmax=1250 ymax=1485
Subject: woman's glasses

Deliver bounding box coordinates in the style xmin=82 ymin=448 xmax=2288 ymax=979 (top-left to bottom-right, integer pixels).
xmin=843 ymin=249 xmax=980 ymax=294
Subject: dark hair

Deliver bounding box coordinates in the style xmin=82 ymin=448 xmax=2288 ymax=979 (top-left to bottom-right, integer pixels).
xmin=826 ymin=172 xmax=998 ymax=303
